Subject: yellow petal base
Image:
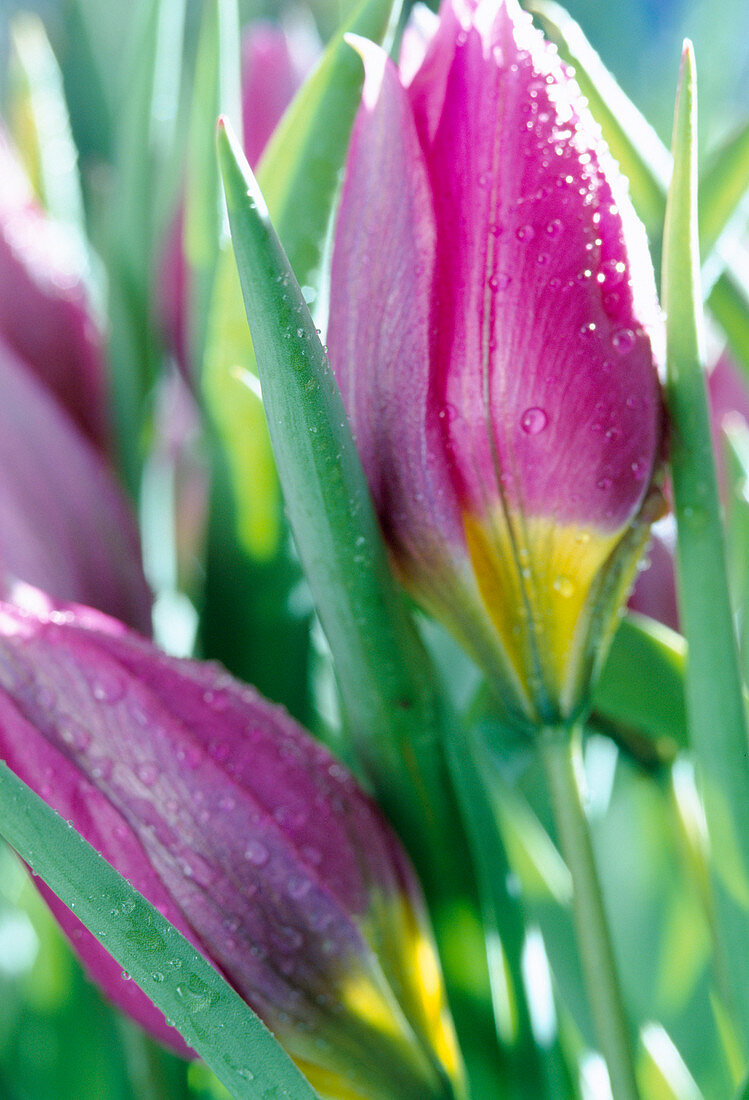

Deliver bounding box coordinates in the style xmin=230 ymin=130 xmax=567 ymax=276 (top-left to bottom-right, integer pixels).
xmin=464 ymin=509 xmax=622 ymax=721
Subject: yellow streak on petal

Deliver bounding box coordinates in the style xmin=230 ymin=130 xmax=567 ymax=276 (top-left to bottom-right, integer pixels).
xmin=291 ymin=1059 xmax=372 ymax=1100
xmin=463 ymin=510 xmax=620 ymax=711
xmin=359 ymin=894 xmax=464 ymax=1089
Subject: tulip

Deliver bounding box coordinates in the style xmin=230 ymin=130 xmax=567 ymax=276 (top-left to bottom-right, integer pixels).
xmin=328 ymin=0 xmax=666 ymax=728
xmin=0 ymin=339 xmax=151 ymax=633
xmin=0 ymin=589 xmax=463 ymax=1100
xmin=0 ymin=125 xmax=107 ymax=450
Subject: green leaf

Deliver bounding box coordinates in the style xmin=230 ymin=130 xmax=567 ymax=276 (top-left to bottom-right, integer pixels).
xmin=723 ymin=421 xmax=749 ymax=684
xmin=107 ymin=0 xmax=186 ymax=496
xmin=202 ymin=0 xmax=397 ymax=561
xmin=8 ymin=13 xmax=86 ymax=234
xmin=184 ymin=0 xmax=241 ymax=370
xmin=444 ymin=735 xmax=554 ymax=1097
xmin=0 ymin=764 xmax=319 ymax=1100
xmin=217 ymin=116 xmax=451 ymax=875
xmin=708 ymin=268 xmax=749 ymax=382
xmin=257 ymin=0 xmax=400 ymax=280
xmin=698 ymin=118 xmax=749 ymax=259
xmin=591 ymin=613 xmax=687 ymax=763
xmin=663 ymin=42 xmax=749 ymax=1053
xmin=217 ymin=119 xmax=506 ymax=1095
xmin=637 ymin=1023 xmax=702 ymax=1100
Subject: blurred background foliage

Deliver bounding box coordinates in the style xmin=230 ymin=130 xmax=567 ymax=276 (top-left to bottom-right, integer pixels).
xmin=0 ymin=0 xmax=746 ymax=1098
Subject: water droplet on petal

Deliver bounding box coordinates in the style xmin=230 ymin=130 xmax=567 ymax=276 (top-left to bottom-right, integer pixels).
xmin=520 ymin=407 xmax=548 ymax=435
xmin=612 ymin=327 xmax=636 ymax=354
xmin=545 ymin=218 xmax=563 ymax=238
xmin=631 ymin=459 xmax=648 ymax=480
xmin=516 ymin=224 xmax=535 ymax=241
xmin=597 ymin=476 xmax=613 ymax=491
xmin=137 ymin=762 xmax=159 ymax=787
xmin=244 ymin=840 xmax=269 ymax=866
xmin=553 ymin=576 xmax=575 ymax=598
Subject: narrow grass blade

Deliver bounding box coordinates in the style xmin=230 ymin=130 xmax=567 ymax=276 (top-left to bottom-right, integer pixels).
xmin=663 ymin=42 xmax=749 ymax=1051
xmin=257 ymin=0 xmax=399 ymax=281
xmin=723 ymin=421 xmax=749 ymax=683
xmin=699 ymin=119 xmax=749 ymax=258
xmin=8 ymin=14 xmax=86 ymax=233
xmin=108 ymin=0 xmax=186 ymax=494
xmin=217 ymin=117 xmax=452 ymax=874
xmin=202 ymin=0 xmax=397 ymax=562
xmin=0 ymin=764 xmax=319 ymax=1100
xmin=218 ymin=116 xmax=505 ymax=1095
xmin=591 ymin=614 xmax=688 ymax=763
xmin=709 ymin=268 xmax=749 ymax=381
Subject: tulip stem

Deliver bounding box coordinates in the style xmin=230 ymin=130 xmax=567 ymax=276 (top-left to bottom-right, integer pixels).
xmin=541 ymin=726 xmax=640 ymax=1100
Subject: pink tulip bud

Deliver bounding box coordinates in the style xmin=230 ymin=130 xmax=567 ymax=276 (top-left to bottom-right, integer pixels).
xmin=0 ymin=340 xmax=151 ymax=633
xmin=328 ymin=0 xmax=666 ymax=727
xmin=0 ymin=125 xmax=107 ymax=450
xmin=0 ymin=592 xmax=463 ymax=1100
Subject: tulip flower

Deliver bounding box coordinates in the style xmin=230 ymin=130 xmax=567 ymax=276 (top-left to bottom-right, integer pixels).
xmin=0 ymin=125 xmax=107 ymax=450
xmin=0 ymin=589 xmax=463 ymax=1100
xmin=0 ymin=340 xmax=151 ymax=633
xmin=328 ymin=0 xmax=666 ymax=728
xmin=0 ymin=125 xmax=151 ymax=633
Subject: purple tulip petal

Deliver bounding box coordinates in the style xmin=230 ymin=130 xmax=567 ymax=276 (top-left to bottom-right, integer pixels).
xmin=242 ymin=21 xmax=317 ymax=169
xmin=0 ymin=127 xmax=108 ymax=450
xmin=0 ymin=340 xmax=151 ymax=634
xmin=0 ymin=597 xmax=461 ymax=1096
xmin=627 ymin=521 xmax=679 ymax=632
xmin=329 ymin=0 xmax=666 ymax=723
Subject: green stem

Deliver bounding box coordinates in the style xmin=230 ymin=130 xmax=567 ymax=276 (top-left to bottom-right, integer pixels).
xmin=540 ymin=726 xmax=639 ymax=1100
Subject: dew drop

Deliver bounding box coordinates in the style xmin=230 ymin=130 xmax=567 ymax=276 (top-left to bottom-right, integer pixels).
xmin=631 ymin=459 xmax=648 ymax=481
xmin=137 ymin=762 xmax=159 ymax=787
xmin=611 ymin=327 xmax=636 ymax=355
xmin=545 ymin=218 xmax=563 ymax=238
xmin=244 ymin=840 xmax=269 ymax=866
xmin=516 ymin=224 xmax=535 ymax=241
xmin=287 ymin=876 xmax=312 ymax=900
xmin=553 ymin=576 xmax=575 ymax=598
xmin=520 ymin=407 xmax=548 ymax=435
xmin=597 ymin=476 xmax=613 ymax=491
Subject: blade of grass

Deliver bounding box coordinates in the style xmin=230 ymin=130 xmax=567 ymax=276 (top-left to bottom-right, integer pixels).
xmin=699 ymin=118 xmax=749 ymax=259
xmin=217 ymin=119 xmax=505 ymax=1092
xmin=108 ymin=0 xmax=186 ymax=495
xmin=591 ymin=614 xmax=687 ymax=763
xmin=8 ymin=13 xmax=86 ymax=233
xmin=663 ymin=41 xmax=749 ymax=1054
xmin=0 ymin=763 xmax=319 ymax=1100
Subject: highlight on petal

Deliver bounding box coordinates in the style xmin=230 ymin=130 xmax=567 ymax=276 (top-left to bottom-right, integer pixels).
xmin=0 ymin=596 xmax=462 ymax=1100
xmin=0 ymin=339 xmax=151 ymax=635
xmin=0 ymin=125 xmax=107 ymax=450
xmin=329 ymin=0 xmax=666 ymax=726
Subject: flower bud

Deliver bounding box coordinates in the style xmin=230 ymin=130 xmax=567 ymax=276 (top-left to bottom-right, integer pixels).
xmin=0 ymin=343 xmax=151 ymax=633
xmin=0 ymin=591 xmax=462 ymax=1100
xmin=328 ymin=0 xmax=666 ymax=728
xmin=0 ymin=124 xmax=107 ymax=450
